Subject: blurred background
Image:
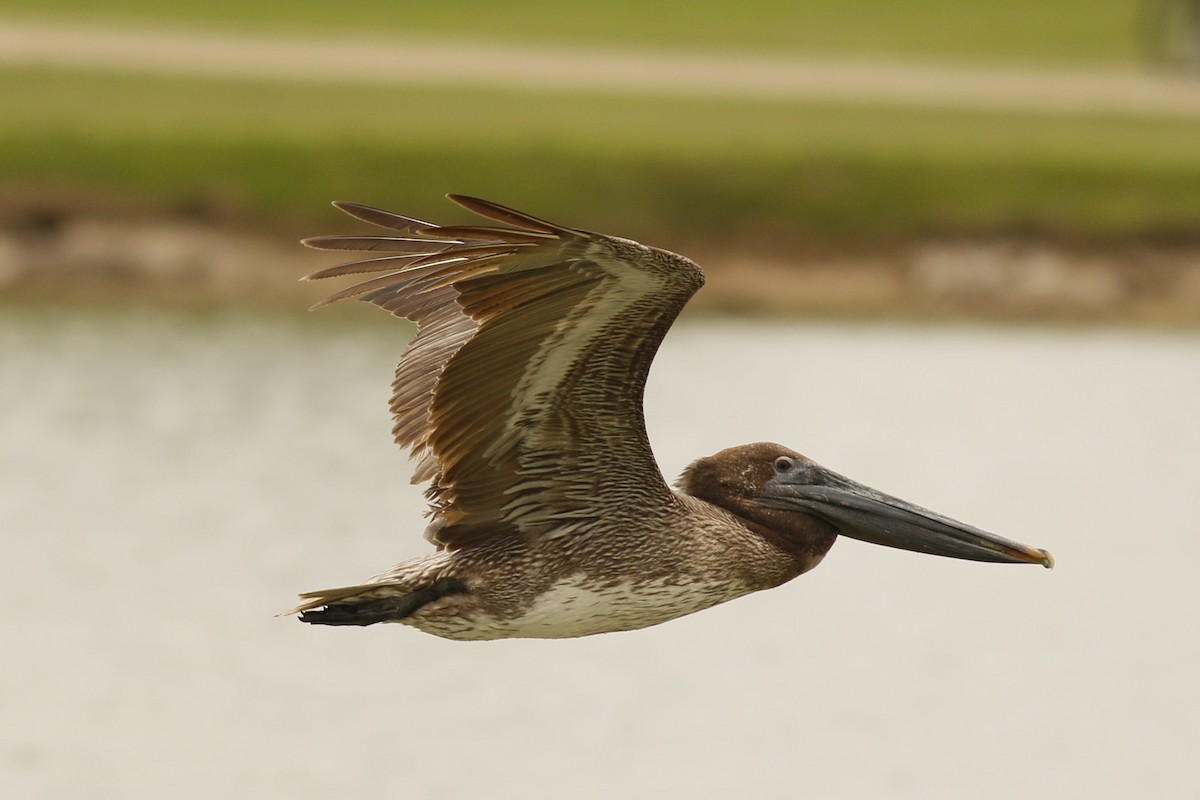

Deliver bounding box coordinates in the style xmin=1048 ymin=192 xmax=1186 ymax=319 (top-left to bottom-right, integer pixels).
xmin=3 ymin=0 xmax=1200 ymax=318
xmin=2 ymin=2 xmax=1198 ymax=799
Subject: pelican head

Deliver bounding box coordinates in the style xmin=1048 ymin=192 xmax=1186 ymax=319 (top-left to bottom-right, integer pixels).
xmin=681 ymin=443 xmax=1052 ymax=569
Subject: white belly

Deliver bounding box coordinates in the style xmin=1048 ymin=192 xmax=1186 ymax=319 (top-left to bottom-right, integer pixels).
xmin=406 ymin=577 xmax=745 ymax=640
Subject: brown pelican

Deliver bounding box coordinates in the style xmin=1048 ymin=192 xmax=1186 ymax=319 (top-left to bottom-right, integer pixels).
xmin=285 ymin=195 xmax=1053 ymax=640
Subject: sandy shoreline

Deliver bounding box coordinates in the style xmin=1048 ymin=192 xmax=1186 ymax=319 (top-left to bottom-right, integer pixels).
xmin=3 ymin=212 xmax=1199 ymax=323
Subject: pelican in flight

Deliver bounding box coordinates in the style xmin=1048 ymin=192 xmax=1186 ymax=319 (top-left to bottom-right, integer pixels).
xmin=286 ymin=196 xmax=1052 ymax=640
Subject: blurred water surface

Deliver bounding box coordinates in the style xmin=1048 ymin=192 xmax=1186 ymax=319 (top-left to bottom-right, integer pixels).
xmin=2 ymin=309 xmax=1197 ymax=799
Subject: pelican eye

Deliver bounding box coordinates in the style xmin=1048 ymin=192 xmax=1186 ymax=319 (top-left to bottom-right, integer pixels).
xmin=773 ymin=456 xmax=794 ymax=473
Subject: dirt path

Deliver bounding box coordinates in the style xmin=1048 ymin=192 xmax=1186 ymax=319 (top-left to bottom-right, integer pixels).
xmin=3 ymin=19 xmax=1200 ymax=117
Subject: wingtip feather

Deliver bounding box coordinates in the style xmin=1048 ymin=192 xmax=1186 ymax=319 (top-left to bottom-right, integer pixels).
xmin=445 ymin=194 xmax=568 ymax=235
xmin=332 ymin=201 xmax=433 ymax=232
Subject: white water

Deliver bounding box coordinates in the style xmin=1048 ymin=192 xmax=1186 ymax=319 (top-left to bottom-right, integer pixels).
xmin=2 ymin=309 xmax=1197 ymax=799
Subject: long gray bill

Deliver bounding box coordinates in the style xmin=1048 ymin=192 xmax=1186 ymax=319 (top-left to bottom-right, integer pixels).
xmin=760 ymin=460 xmax=1053 ymax=568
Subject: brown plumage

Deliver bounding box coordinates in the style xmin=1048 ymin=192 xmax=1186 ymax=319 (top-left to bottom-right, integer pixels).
xmin=285 ymin=196 xmax=1052 ymax=641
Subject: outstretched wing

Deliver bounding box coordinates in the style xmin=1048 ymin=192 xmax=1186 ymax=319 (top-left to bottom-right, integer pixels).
xmin=303 ymin=196 xmax=704 ymax=550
